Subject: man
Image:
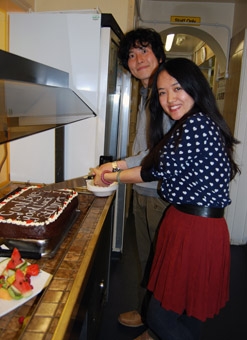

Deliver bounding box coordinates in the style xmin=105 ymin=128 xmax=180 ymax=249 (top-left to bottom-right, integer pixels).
xmin=99 ymin=28 xmax=172 ymax=340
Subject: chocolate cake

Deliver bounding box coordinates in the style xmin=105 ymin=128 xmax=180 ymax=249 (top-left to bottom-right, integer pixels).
xmin=0 ymin=186 xmax=79 ymax=240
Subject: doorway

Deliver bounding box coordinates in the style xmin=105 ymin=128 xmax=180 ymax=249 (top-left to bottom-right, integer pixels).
xmin=160 ymin=26 xmax=228 ymax=113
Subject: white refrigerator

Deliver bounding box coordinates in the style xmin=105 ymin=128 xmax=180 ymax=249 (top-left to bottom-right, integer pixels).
xmin=9 ymin=10 xmax=131 ymax=252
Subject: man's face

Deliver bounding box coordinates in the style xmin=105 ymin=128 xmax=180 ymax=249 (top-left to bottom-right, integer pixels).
xmin=127 ymin=43 xmax=160 ymax=88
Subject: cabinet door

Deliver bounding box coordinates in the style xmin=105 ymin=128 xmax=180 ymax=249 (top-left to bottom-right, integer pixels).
xmin=66 ymin=200 xmax=114 ymax=340
xmin=86 ymin=203 xmax=113 ymax=338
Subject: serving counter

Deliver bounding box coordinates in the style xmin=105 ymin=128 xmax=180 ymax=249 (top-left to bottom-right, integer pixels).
xmin=0 ymin=185 xmax=115 ymax=340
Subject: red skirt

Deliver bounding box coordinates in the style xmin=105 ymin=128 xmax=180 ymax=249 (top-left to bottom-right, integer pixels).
xmin=147 ymin=205 xmax=230 ymax=321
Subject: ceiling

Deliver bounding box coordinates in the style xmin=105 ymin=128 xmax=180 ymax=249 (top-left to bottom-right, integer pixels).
xmin=163 ymin=33 xmax=202 ymax=57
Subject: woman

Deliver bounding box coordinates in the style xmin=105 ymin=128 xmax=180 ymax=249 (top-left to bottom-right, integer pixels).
xmin=93 ymin=58 xmax=240 ymax=340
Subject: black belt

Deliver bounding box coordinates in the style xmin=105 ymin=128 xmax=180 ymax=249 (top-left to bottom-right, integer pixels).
xmin=173 ymin=204 xmax=225 ymax=218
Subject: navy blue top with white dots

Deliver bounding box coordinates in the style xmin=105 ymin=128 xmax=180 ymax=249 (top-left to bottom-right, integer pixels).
xmin=149 ymin=112 xmax=231 ymax=208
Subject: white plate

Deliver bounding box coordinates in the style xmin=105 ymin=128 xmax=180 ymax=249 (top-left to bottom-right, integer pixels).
xmin=0 ymin=257 xmax=52 ymax=317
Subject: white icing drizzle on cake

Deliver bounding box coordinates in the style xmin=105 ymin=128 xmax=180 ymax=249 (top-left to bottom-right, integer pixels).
xmin=0 ymin=186 xmax=78 ymax=227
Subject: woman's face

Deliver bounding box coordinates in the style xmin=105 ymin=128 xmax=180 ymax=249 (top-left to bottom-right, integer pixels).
xmin=157 ymin=70 xmax=195 ymax=120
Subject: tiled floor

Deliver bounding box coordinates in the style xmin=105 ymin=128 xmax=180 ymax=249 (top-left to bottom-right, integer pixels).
xmin=97 ymin=208 xmax=247 ymax=340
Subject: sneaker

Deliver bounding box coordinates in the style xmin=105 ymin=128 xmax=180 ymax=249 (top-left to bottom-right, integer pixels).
xmin=134 ymin=330 xmax=155 ymax=340
xmin=118 ymin=310 xmax=144 ymax=327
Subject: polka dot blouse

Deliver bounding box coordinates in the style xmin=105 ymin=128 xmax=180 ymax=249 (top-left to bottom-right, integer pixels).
xmin=151 ymin=112 xmax=231 ymax=208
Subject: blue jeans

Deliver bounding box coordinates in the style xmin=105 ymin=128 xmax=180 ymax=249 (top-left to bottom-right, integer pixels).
xmin=147 ymin=295 xmax=202 ymax=340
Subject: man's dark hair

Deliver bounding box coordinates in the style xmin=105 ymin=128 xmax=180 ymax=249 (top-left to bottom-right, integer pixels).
xmin=118 ymin=28 xmax=166 ymax=71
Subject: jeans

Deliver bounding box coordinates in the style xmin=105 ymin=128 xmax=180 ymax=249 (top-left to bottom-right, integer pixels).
xmin=147 ymin=295 xmax=202 ymax=340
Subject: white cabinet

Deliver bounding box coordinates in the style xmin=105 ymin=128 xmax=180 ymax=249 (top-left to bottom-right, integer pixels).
xmin=9 ymin=11 xmax=130 ymax=185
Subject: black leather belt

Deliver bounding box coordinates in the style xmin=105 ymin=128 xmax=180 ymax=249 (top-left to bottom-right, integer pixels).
xmin=173 ymin=204 xmax=225 ymax=218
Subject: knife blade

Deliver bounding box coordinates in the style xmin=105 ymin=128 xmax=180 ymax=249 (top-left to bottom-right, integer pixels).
xmin=41 ymin=175 xmax=95 ymax=191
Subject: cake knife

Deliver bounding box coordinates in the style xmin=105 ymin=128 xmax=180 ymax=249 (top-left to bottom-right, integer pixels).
xmin=40 ymin=174 xmax=95 ymax=191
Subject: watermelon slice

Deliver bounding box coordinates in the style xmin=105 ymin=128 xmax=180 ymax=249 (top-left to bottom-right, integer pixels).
xmin=6 ymin=248 xmax=23 ymax=270
xmin=8 ymin=269 xmax=33 ymax=299
xmin=0 ymin=248 xmax=39 ymax=300
xmin=1 ymin=248 xmax=26 ymax=277
xmin=26 ymin=264 xmax=39 ymax=277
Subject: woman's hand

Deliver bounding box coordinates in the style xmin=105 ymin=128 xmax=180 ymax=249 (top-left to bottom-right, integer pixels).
xmin=91 ymin=167 xmax=109 ymax=187
xmin=98 ymin=162 xmax=112 ymax=172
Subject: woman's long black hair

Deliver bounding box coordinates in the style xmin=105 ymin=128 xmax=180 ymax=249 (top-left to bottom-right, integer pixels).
xmin=142 ymin=58 xmax=240 ymax=180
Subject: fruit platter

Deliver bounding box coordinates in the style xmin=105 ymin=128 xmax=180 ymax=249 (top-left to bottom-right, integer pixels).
xmin=0 ymin=248 xmax=51 ymax=317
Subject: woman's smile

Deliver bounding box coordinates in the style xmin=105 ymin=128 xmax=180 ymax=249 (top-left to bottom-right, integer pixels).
xmin=157 ymin=70 xmax=195 ymax=120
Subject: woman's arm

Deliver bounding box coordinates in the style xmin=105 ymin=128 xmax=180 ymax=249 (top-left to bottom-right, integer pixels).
xmin=98 ymin=159 xmax=128 ymax=173
xmin=93 ymin=166 xmax=143 ymax=187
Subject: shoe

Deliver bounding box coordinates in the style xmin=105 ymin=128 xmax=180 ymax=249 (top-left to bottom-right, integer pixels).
xmin=118 ymin=310 xmax=144 ymax=327
xmin=134 ymin=330 xmax=155 ymax=340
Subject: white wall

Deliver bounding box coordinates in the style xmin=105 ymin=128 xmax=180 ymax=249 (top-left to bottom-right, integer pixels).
xmin=137 ymin=1 xmax=234 ymax=60
xmin=233 ymin=1 xmax=247 ymax=36
xmin=225 ymin=29 xmax=247 ymax=245
xmin=10 ymin=130 xmax=55 ymax=183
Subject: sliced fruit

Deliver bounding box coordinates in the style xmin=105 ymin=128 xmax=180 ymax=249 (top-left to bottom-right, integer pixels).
xmin=12 ymin=269 xmax=33 ymax=297
xmin=6 ymin=248 xmax=23 ymax=270
xmin=18 ymin=261 xmax=28 ymax=272
xmin=26 ymin=264 xmax=40 ymax=277
xmin=18 ymin=316 xmax=30 ymax=328
xmin=0 ymin=287 xmax=12 ymax=300
xmin=0 ymin=248 xmax=38 ymax=301
xmin=0 ymin=258 xmax=10 ymax=275
xmin=1 ymin=248 xmax=27 ymax=277
xmin=0 ymin=274 xmax=8 ymax=289
xmin=7 ymin=274 xmax=16 ymax=285
xmin=18 ymin=316 xmax=25 ymax=325
xmin=8 ymin=286 xmax=23 ymax=300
